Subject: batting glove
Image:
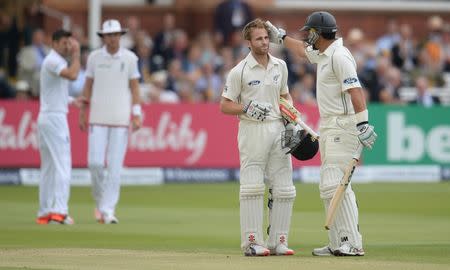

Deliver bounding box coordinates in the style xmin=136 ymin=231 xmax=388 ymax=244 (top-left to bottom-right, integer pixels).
xmin=357 ymin=123 xmax=377 ymax=149
xmin=243 ymin=100 xmax=272 ymax=122
xmin=265 ymin=21 xmax=286 ymax=45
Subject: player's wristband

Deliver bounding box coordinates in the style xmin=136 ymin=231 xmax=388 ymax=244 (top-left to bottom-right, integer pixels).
xmin=132 ymin=104 xmax=142 ymax=116
xmin=355 ymin=109 xmax=369 ymax=127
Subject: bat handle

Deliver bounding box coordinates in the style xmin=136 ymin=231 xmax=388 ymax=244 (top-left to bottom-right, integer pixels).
xmin=296 ymin=118 xmax=320 ymax=140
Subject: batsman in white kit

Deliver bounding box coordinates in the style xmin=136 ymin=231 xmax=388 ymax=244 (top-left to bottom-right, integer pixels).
xmin=220 ymin=19 xmax=297 ymax=256
xmin=79 ymin=19 xmax=142 ymax=224
xmin=36 ymin=30 xmax=83 ymax=225
xmin=266 ymin=11 xmax=378 ymax=256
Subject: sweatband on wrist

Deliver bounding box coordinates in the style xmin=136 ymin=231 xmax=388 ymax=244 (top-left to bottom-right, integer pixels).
xmin=355 ymin=109 xmax=368 ymax=126
xmin=132 ymin=104 xmax=142 ymax=116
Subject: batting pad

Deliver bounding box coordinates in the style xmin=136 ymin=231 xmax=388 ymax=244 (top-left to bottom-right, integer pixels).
xmin=240 ymin=184 xmax=265 ymax=249
xmin=266 ymin=186 xmax=296 ymax=249
xmin=332 ymin=187 xmax=363 ymax=249
xmin=319 ymin=165 xmax=343 ymax=199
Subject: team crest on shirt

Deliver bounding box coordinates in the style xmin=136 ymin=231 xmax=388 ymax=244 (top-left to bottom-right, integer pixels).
xmin=248 ymin=80 xmax=261 ymax=86
xmin=343 ymin=77 xmax=358 ymax=84
xmin=273 ymin=74 xmax=280 ymax=83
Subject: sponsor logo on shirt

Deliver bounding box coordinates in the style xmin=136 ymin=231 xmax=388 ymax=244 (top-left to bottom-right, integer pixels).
xmin=343 ymin=77 xmax=358 ymax=84
xmin=248 ymin=80 xmax=261 ymax=86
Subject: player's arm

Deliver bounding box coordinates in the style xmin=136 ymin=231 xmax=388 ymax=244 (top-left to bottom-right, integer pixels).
xmin=78 ymin=77 xmax=93 ymax=131
xmin=59 ymin=38 xmax=81 ymax=81
xmin=348 ymin=87 xmax=366 ymax=113
xmin=220 ymin=97 xmax=246 ymax=115
xmin=129 ymin=78 xmax=142 ymax=131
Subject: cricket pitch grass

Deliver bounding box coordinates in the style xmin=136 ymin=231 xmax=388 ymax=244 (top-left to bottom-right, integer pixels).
xmin=0 ymin=182 xmax=449 ymax=270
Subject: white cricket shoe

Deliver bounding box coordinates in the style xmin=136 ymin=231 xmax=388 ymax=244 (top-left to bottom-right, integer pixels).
xmin=270 ymin=244 xmax=295 ymax=256
xmin=312 ymin=245 xmax=334 ymax=256
xmin=333 ymin=243 xmax=365 ymax=256
xmin=99 ymin=214 xmax=119 ymax=224
xmin=244 ymin=243 xmax=270 ymax=256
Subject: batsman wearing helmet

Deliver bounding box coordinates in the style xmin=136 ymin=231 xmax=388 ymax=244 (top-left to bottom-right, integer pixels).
xmin=79 ymin=19 xmax=142 ymax=224
xmin=266 ymin=12 xmax=377 ymax=256
xmin=220 ymin=18 xmax=297 ymax=256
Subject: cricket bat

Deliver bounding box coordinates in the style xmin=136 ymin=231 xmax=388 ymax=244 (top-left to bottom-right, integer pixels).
xmin=324 ymin=144 xmax=364 ymax=230
xmin=279 ymin=97 xmax=319 ymax=141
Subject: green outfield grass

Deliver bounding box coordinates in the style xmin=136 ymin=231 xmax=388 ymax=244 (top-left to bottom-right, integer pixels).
xmin=0 ymin=182 xmax=449 ymax=270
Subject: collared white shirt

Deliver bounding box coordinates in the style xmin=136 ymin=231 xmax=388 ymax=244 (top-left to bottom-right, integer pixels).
xmin=86 ymin=46 xmax=140 ymax=126
xmin=305 ymin=38 xmax=361 ymax=118
xmin=222 ymin=52 xmax=289 ymax=122
xmin=39 ymin=49 xmax=69 ymax=114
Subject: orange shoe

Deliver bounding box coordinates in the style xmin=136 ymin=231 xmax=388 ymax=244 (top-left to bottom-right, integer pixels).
xmin=36 ymin=214 xmax=51 ymax=225
xmin=49 ymin=213 xmax=74 ymax=225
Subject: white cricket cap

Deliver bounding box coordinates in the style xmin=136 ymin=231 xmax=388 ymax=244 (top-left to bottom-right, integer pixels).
xmin=97 ymin=19 xmax=127 ymax=37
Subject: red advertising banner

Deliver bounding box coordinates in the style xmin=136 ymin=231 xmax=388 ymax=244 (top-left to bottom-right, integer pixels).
xmin=0 ymin=101 xmax=320 ymax=168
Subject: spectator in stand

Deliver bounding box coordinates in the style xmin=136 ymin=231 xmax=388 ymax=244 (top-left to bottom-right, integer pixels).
xmin=166 ymin=58 xmax=186 ymax=93
xmin=177 ymin=79 xmax=195 ymax=103
xmin=410 ymin=75 xmax=441 ymax=107
xmin=376 ymin=19 xmax=400 ymax=56
xmin=0 ymin=69 xmax=15 ymax=99
xmin=412 ymin=46 xmax=445 ymax=88
xmin=195 ymin=61 xmax=223 ymax=102
xmin=0 ymin=14 xmax=20 ymax=78
xmin=361 ymin=56 xmax=391 ymax=103
xmin=214 ymin=0 xmax=253 ymax=46
xmin=15 ymin=80 xmax=32 ymax=100
xmin=379 ymin=66 xmax=404 ymax=104
xmin=423 ymin=15 xmax=445 ymax=68
xmin=166 ymin=29 xmax=189 ymax=69
xmin=135 ymin=39 xmax=152 ymax=83
xmin=290 ymin=73 xmax=316 ymax=106
xmin=146 ymin=71 xmax=179 ymax=103
xmin=23 ymin=0 xmax=44 ymax=46
xmin=151 ymin=13 xmax=177 ymax=71
xmin=120 ymin=16 xmax=139 ymax=49
xmin=17 ymin=28 xmax=50 ymax=97
xmin=391 ymin=23 xmax=417 ymax=73
xmin=443 ymin=23 xmax=450 ymax=72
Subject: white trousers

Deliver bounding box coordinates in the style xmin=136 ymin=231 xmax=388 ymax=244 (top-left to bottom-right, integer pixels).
xmin=238 ymin=120 xmax=293 ymax=248
xmin=88 ymin=125 xmax=128 ymax=217
xmin=37 ymin=113 xmax=71 ymax=217
xmin=319 ymin=115 xmax=363 ymax=249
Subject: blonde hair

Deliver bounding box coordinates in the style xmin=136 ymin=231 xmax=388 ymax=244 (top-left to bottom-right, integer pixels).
xmin=243 ymin=18 xmax=270 ymax=41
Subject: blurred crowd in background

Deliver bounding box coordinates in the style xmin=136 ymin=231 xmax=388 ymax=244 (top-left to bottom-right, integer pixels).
xmin=1 ymin=0 xmax=450 ymax=107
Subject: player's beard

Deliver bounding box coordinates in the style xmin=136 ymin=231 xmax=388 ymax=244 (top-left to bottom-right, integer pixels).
xmin=253 ymin=44 xmax=269 ymax=56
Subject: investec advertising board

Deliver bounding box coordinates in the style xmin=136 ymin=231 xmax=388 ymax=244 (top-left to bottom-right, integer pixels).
xmin=365 ymin=105 xmax=450 ymax=166
xmin=0 ymin=101 xmax=448 ymax=183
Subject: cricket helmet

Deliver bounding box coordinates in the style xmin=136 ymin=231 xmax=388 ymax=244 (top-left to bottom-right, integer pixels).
xmin=282 ymin=126 xmax=319 ymax=161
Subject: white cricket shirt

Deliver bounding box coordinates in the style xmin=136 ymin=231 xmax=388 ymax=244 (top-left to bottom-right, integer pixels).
xmin=222 ymin=52 xmax=289 ymax=122
xmin=305 ymin=38 xmax=361 ymax=118
xmin=39 ymin=50 xmax=69 ymax=114
xmin=86 ymin=47 xmax=140 ymax=126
